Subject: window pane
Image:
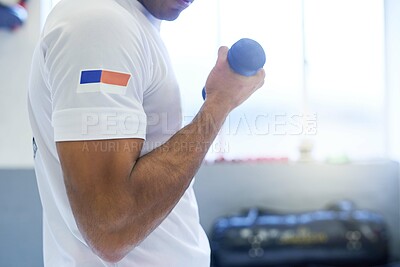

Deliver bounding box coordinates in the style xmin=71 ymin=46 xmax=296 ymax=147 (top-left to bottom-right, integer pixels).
xmin=163 ymin=0 xmax=305 ymax=161
xmin=304 ymin=0 xmax=385 ymax=160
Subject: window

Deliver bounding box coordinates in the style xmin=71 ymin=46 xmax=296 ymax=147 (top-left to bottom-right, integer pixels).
xmin=162 ymin=0 xmax=386 ymax=162
xmin=304 ymin=0 xmax=385 ymax=161
xmin=45 ymin=0 xmax=386 ymax=162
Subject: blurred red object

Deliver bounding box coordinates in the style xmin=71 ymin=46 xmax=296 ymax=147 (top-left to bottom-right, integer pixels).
xmin=0 ymin=0 xmax=28 ymax=31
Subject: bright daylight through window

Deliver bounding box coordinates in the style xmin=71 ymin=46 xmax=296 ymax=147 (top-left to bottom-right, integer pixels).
xmin=47 ymin=0 xmax=386 ymax=163
xmin=162 ymin=0 xmax=385 ymax=162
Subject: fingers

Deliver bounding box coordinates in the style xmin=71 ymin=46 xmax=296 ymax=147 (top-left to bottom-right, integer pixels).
xmin=254 ymin=68 xmax=265 ymax=82
xmin=257 ymin=68 xmax=266 ymax=79
xmin=253 ymin=68 xmax=266 ymax=91
xmin=256 ymin=78 xmax=265 ymax=90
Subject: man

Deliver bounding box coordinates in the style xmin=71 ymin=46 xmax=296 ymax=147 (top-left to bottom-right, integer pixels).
xmin=28 ymin=0 xmax=265 ymax=266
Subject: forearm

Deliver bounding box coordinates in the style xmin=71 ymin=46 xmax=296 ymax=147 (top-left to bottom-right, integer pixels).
xmin=92 ymin=99 xmax=229 ymax=261
xmin=133 ymin=100 xmax=228 ymax=204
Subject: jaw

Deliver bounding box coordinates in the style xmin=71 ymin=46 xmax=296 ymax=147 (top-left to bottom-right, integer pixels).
xmin=138 ymin=0 xmax=191 ymax=21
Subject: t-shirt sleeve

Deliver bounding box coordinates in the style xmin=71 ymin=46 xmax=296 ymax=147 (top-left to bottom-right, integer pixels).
xmin=43 ymin=11 xmax=151 ymax=141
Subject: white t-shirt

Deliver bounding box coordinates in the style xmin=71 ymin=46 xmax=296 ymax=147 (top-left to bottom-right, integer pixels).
xmin=27 ymin=0 xmax=210 ymax=266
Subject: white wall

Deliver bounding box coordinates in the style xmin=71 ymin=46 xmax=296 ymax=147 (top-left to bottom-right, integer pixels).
xmin=0 ymin=0 xmax=40 ymax=168
xmin=385 ymin=0 xmax=400 ymax=161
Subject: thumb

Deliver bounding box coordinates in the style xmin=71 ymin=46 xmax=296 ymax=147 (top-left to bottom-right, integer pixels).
xmin=216 ymin=46 xmax=229 ymax=66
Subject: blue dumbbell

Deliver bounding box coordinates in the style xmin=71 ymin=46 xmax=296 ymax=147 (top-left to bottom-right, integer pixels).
xmin=202 ymin=38 xmax=266 ymax=100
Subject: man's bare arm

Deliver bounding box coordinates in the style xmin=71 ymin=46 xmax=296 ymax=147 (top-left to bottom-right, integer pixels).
xmin=56 ymin=47 xmax=265 ymax=262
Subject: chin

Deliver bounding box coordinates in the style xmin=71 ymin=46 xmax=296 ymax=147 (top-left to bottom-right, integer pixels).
xmin=163 ymin=15 xmax=180 ymax=21
xmin=154 ymin=9 xmax=182 ymax=21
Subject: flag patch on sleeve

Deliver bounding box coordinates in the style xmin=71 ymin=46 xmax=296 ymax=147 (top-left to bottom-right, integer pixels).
xmin=77 ymin=69 xmax=131 ymax=95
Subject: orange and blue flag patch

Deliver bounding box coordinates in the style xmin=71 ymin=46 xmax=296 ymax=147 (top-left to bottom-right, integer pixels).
xmin=77 ymin=69 xmax=131 ymax=95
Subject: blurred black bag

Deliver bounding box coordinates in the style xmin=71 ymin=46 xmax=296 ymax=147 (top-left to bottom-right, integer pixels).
xmin=210 ymin=201 xmax=389 ymax=267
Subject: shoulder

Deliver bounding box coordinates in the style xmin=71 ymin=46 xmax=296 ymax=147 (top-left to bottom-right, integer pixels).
xmin=43 ymin=0 xmax=143 ymax=44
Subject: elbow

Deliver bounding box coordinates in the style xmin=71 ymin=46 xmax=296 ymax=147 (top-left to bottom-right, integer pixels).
xmin=85 ymin=228 xmax=142 ymax=263
xmin=74 ymin=206 xmax=145 ymax=262
xmin=90 ymin=240 xmax=128 ymax=263
xmin=96 ymin=250 xmax=125 ymax=264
